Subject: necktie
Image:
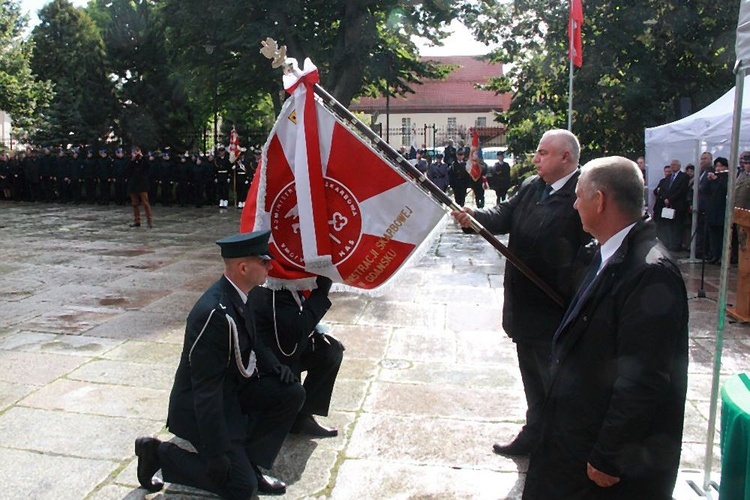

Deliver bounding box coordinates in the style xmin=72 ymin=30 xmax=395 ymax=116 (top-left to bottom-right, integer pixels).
xmin=539 ymin=184 xmax=553 ymax=202
xmin=668 ymin=172 xmax=676 ymax=188
xmin=554 ymin=250 xmax=602 ymax=343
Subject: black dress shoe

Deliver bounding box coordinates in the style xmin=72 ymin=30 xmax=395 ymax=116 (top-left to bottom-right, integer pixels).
xmin=134 ymin=436 xmax=164 ymax=492
xmin=129 ymin=222 xmax=140 ymax=227
xmin=253 ymin=465 xmax=286 ymax=495
xmin=289 ymin=414 xmax=338 ymax=438
xmin=492 ymin=435 xmax=533 ymax=456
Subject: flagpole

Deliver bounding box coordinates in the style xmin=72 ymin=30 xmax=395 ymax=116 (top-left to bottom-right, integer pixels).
xmin=567 ymin=7 xmax=575 ymax=131
xmin=312 ymin=83 xmax=565 ymax=307
xmin=567 ymin=50 xmax=574 ymax=131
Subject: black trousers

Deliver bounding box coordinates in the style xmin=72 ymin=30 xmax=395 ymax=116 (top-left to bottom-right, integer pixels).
xmin=298 ymin=334 xmax=344 ymax=416
xmin=159 ymin=376 xmax=304 ymax=499
xmin=516 ymin=341 xmax=552 ymax=444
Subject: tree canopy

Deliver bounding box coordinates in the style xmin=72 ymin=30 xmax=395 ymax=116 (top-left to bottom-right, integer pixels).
xmin=0 ymin=0 xmax=51 ymax=137
xmin=31 ymin=0 xmax=116 ymax=146
xmin=468 ymin=0 xmax=739 ymax=159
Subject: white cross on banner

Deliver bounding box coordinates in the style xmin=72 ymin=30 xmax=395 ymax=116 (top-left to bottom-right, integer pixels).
xmin=240 ymin=59 xmax=445 ymax=290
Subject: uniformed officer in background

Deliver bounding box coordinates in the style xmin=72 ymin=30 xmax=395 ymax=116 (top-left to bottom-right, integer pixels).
xmin=215 ymin=145 xmax=232 ymax=208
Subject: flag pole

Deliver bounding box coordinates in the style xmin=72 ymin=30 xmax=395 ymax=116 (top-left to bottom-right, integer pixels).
xmin=567 ymin=5 xmax=575 ymax=131
xmin=311 ymin=82 xmax=565 ymax=307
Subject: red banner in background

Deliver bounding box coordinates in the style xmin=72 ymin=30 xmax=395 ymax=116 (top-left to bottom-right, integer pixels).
xmin=228 ymin=127 xmax=240 ymax=163
xmin=569 ymin=0 xmax=584 ymax=67
xmin=467 ymin=131 xmax=482 ymax=181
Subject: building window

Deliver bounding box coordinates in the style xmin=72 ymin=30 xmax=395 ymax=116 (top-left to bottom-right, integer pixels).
xmin=447 ymin=117 xmax=457 ymax=140
xmin=402 ymin=118 xmax=411 ymax=146
xmin=476 ymin=117 xmax=487 ymax=127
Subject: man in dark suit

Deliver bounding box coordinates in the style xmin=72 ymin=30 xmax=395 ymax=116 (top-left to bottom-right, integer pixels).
xmin=248 ymin=280 xmax=343 ymax=438
xmin=661 ymin=159 xmax=689 ymax=251
xmin=134 ymin=230 xmax=309 ymax=498
xmin=652 ymin=164 xmax=674 ymax=246
xmin=523 ymin=156 xmax=688 ymax=500
xmin=452 ymin=129 xmax=592 ymax=456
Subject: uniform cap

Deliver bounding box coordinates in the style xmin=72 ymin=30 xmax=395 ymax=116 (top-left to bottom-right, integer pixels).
xmin=216 ymin=230 xmax=274 ymax=259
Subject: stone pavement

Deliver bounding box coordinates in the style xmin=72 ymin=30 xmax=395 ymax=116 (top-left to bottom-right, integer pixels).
xmin=0 ymin=200 xmax=747 ymax=499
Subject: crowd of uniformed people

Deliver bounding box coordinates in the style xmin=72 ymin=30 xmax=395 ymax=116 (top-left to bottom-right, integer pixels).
xmin=0 ymin=144 xmax=259 ymax=209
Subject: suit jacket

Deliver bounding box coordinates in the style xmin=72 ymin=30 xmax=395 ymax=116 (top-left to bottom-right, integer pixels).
xmin=524 ymin=221 xmax=688 ymax=499
xmin=472 ymin=173 xmax=592 ymax=343
xmin=664 ymin=171 xmax=689 ymax=212
xmin=652 ymin=176 xmax=670 ymax=220
xmin=166 ymin=276 xmax=261 ymax=458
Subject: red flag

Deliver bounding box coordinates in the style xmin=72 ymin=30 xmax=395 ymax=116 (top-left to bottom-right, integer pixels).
xmin=466 ymin=131 xmax=482 ymax=181
xmin=569 ymin=0 xmax=583 ymax=67
xmin=228 ymin=127 xmax=240 ymax=163
xmin=241 ymin=57 xmax=445 ymax=290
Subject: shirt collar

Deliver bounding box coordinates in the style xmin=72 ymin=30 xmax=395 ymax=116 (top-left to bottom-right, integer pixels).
xmin=598 ymin=222 xmax=637 ymax=272
xmin=548 ymin=168 xmax=578 ymax=194
xmin=224 ymin=275 xmax=248 ymax=304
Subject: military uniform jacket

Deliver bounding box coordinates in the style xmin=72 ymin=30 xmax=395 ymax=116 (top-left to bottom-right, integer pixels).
xmin=247 ymin=286 xmax=331 ymax=375
xmin=525 ymin=221 xmax=688 ymax=499
xmin=472 ymin=173 xmax=591 ymax=343
xmin=167 ymin=276 xmax=261 ymax=458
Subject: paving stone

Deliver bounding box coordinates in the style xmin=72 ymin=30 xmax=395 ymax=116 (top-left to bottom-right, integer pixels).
xmin=0 ymin=350 xmax=86 ymax=386
xmin=20 ymin=378 xmax=167 ymax=420
xmin=363 ymin=380 xmax=524 ymax=421
xmin=0 ymin=380 xmax=36 ymax=412
xmin=378 ymin=360 xmax=521 ymax=390
xmin=101 ymin=340 xmax=182 ymax=365
xmin=0 ymin=447 xmax=118 ymax=500
xmin=331 ymin=460 xmax=524 ymax=499
xmin=347 ymin=413 xmax=526 ymax=472
xmin=84 ymin=311 xmax=186 ymax=341
xmin=357 ymin=300 xmax=447 ymax=329
xmin=0 ymin=331 xmax=123 ymax=356
xmin=332 ymin=324 xmax=391 ymax=360
xmin=67 ymin=359 xmax=176 ymax=391
xmin=87 ymin=484 xmax=155 ymax=500
xmin=386 ymin=326 xmax=456 ymax=362
xmin=0 ymin=407 xmax=163 ymax=460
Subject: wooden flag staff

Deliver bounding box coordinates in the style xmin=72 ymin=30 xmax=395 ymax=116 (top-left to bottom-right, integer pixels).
xmin=260 ymin=38 xmax=564 ymax=307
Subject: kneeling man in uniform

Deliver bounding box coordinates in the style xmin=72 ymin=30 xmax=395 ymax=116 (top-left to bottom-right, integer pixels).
xmin=135 ymin=230 xmax=305 ymax=498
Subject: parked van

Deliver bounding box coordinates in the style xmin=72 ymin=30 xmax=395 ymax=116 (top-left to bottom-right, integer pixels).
xmin=482 ymin=147 xmax=514 ymax=167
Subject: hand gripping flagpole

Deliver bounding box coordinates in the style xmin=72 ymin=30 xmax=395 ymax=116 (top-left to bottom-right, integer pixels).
xmin=259 ymin=38 xmax=564 ymax=308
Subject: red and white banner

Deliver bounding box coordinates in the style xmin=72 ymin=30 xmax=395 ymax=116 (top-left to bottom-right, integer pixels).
xmin=241 ymin=58 xmax=445 ymax=290
xmin=569 ymin=0 xmax=583 ymax=68
xmin=228 ymin=127 xmax=241 ymax=163
xmin=467 ymin=130 xmax=482 ymax=181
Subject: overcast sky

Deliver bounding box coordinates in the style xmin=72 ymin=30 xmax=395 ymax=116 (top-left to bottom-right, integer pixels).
xmin=19 ymin=1 xmax=493 ymax=56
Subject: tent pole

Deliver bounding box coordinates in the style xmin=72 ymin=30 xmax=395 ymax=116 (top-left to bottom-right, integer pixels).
xmin=702 ymin=62 xmax=746 ymax=496
xmin=690 ymin=140 xmax=701 ymax=261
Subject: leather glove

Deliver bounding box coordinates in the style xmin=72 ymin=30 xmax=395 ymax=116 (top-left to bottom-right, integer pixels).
xmin=315 ymin=275 xmax=333 ymax=295
xmin=206 ymin=454 xmax=231 ymax=486
xmin=274 ymin=364 xmax=298 ymax=384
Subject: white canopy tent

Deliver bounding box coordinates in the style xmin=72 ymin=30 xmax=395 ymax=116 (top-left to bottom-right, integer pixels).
xmin=644 ymin=75 xmax=750 ymax=205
